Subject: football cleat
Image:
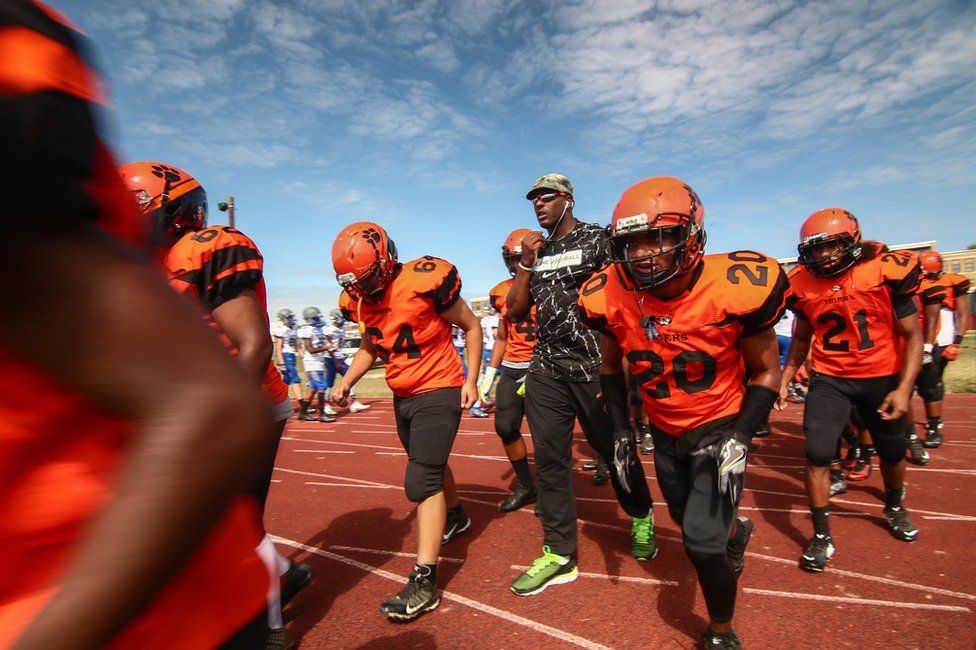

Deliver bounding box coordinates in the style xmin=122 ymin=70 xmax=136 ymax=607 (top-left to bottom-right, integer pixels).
xmin=922 ymin=421 xmax=943 ymax=449
xmin=442 ymin=505 xmax=471 ymax=544
xmin=469 ymin=405 xmax=489 ymax=418
xmin=883 ymin=506 xmax=918 ymax=542
xmin=845 ymin=458 xmax=872 ymax=481
xmin=349 ymin=400 xmax=371 ymax=413
xmin=379 ymin=566 xmax=439 ymax=621
xmin=265 ymin=628 xmax=297 ymax=650
xmin=829 ymin=469 xmax=848 ymax=496
xmin=800 ymin=534 xmax=835 ymax=572
xmin=753 ymin=421 xmax=770 ymax=438
xmin=639 ymin=427 xmax=654 ymax=455
xmin=906 ymin=434 xmax=930 ymax=466
xmin=700 ymin=627 xmax=742 ymax=649
xmin=281 ymin=561 xmax=312 ymax=607
xmin=592 ymin=459 xmax=610 ymax=485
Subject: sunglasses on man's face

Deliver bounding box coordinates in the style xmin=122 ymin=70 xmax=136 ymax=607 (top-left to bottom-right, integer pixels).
xmin=528 ymin=192 xmax=565 ymax=203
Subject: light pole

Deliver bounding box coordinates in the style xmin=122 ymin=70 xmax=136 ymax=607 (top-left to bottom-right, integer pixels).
xmin=217 ymin=196 xmax=235 ymax=228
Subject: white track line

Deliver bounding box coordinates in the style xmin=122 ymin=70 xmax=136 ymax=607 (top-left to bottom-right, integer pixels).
xmin=330 ymin=544 xmax=464 ymax=563
xmin=305 ymin=481 xmax=394 ymax=489
xmin=270 ymin=536 xmax=610 ymax=650
xmin=747 ymin=552 xmax=976 ymax=602
xmin=741 ymin=587 xmax=970 ymax=612
xmin=277 ymin=466 xmax=976 ymax=603
xmin=293 ymin=449 xmax=356 ymax=454
xmin=273 ymin=466 xmax=390 ymax=489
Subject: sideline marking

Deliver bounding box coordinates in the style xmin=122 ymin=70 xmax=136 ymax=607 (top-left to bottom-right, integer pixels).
xmin=270 ymin=537 xmax=610 ymax=650
xmin=293 ymin=449 xmax=355 ymax=454
xmin=330 ymin=544 xmax=464 ymax=563
xmin=305 ymin=481 xmax=393 ymax=489
xmin=742 ymin=587 xmax=970 ymax=613
xmin=277 ymin=466 xmax=976 ymax=603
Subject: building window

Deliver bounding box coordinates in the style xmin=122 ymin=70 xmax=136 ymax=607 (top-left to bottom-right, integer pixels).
xmin=966 ymin=259 xmax=975 ymax=273
xmin=950 ymin=261 xmax=961 ymax=273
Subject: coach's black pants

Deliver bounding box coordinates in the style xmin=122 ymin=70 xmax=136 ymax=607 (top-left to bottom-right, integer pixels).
xmin=524 ymin=371 xmax=652 ymax=556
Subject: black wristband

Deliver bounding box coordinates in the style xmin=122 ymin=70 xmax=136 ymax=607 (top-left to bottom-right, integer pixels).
xmin=600 ymin=372 xmax=631 ymax=434
xmin=731 ymin=385 xmax=778 ymax=445
xmin=954 ymin=335 xmax=964 ymax=345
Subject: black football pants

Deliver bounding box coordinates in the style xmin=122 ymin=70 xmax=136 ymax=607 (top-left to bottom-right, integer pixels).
xmin=524 ymin=370 xmax=652 ymax=556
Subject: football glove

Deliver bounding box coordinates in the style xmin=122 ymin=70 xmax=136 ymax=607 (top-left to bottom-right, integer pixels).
xmin=612 ymin=432 xmax=638 ymax=494
xmin=694 ymin=435 xmax=749 ymax=503
xmin=516 ymin=376 xmax=526 ymax=398
xmin=942 ymin=343 xmax=960 ymax=361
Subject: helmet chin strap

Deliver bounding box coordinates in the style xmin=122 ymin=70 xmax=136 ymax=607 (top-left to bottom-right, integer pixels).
xmin=544 ymin=200 xmax=571 ymax=244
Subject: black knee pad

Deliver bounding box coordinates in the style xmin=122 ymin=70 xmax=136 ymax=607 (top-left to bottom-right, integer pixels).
xmin=804 ymin=439 xmax=836 ymax=467
xmin=873 ymin=432 xmax=907 ymax=464
xmin=496 ymin=427 xmax=522 ymax=446
xmin=918 ymin=380 xmax=944 ymax=403
xmin=404 ymin=460 xmax=445 ymax=503
xmin=685 ymin=547 xmax=729 ymax=572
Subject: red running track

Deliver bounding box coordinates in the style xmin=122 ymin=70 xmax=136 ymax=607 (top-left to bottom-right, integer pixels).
xmin=266 ymin=394 xmax=976 ymax=649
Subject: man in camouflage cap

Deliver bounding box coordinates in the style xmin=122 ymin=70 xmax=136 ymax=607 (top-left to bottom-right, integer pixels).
xmin=506 ymin=173 xmax=657 ymax=597
xmin=524 ymin=173 xmax=574 ymax=199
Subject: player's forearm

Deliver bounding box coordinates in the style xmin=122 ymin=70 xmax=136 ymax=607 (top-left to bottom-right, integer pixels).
xmin=17 ymin=387 xmax=272 ymax=649
xmin=954 ymin=304 xmax=969 ymax=341
xmin=897 ymin=326 xmax=923 ymax=391
xmin=781 ymin=340 xmax=809 ymax=385
xmin=340 ymin=348 xmax=377 ymax=388
xmin=464 ymin=329 xmax=483 ymax=384
xmin=505 ymin=271 xmax=532 ymax=323
xmin=237 ymin=338 xmax=274 ymax=383
xmin=488 ymin=335 xmax=505 ymax=368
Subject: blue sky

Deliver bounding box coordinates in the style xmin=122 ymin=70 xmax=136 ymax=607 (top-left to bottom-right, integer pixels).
xmin=54 ymin=0 xmax=976 ymax=315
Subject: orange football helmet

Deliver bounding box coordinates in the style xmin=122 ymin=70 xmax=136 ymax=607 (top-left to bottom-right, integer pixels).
xmin=118 ymin=161 xmax=207 ymax=247
xmin=331 ymin=221 xmax=399 ymax=302
xmin=608 ymin=176 xmax=706 ymax=289
xmin=918 ymin=250 xmax=943 ymax=279
xmin=797 ymin=208 xmax=861 ymax=277
xmin=502 ymin=228 xmax=532 ymax=276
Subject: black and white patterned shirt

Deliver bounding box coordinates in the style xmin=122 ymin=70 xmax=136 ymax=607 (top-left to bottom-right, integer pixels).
xmin=529 ymin=220 xmax=611 ymax=381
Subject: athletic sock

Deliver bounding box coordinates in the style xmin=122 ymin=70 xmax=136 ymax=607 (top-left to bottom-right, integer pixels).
xmin=885 ymin=486 xmax=906 ymax=509
xmin=512 ymin=457 xmax=533 ymax=486
xmin=927 ymin=417 xmax=942 ymax=430
xmin=298 ymin=399 xmax=309 ymax=416
xmin=811 ymin=505 xmax=830 ymax=536
xmin=415 ymin=562 xmax=437 ymax=585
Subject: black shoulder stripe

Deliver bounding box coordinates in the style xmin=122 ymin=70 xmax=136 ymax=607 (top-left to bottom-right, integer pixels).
xmin=737 ymin=267 xmax=790 ymax=336
xmin=920 ymin=286 xmax=947 ymax=306
xmin=420 ymin=264 xmax=462 ymax=312
xmin=204 ymin=270 xmax=263 ymax=312
xmin=179 ymin=244 xmax=262 ymax=286
xmin=0 ymin=1 xmax=78 ymax=48
xmin=953 ymin=280 xmax=971 ymax=296
xmin=885 ymin=263 xmax=921 ymax=299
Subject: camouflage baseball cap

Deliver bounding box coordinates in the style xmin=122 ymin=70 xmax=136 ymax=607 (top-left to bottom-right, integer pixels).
xmin=526 ymin=173 xmax=573 ymax=199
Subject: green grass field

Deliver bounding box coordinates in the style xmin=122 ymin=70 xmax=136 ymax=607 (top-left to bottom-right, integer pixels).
xmin=944 ymin=331 xmax=975 ymax=394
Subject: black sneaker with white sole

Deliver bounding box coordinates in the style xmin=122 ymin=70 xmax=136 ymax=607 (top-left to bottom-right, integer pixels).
xmin=442 ymin=505 xmax=471 ymax=544
xmin=800 ymin=534 xmax=835 ymax=572
xmin=281 ymin=561 xmax=312 ymax=606
xmin=883 ymin=506 xmax=918 ymax=542
xmin=700 ymin=627 xmax=742 ymax=649
xmin=379 ymin=567 xmax=439 ymax=621
xmin=499 ymin=482 xmax=537 ymax=513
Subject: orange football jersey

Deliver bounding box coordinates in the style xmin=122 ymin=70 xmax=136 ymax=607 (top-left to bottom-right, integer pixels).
xmin=788 ymin=250 xmax=921 ymax=378
xmin=340 ymin=256 xmax=464 ymax=397
xmin=939 ymin=272 xmax=971 ymax=311
xmin=0 ymin=5 xmax=267 ymax=646
xmin=916 ymin=276 xmax=947 ymax=338
xmin=579 ymin=252 xmax=787 ymax=437
xmin=164 ymin=225 xmax=288 ymax=404
xmin=489 ymin=278 xmax=537 ymax=364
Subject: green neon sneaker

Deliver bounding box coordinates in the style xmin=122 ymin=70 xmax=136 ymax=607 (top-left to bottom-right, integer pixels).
xmin=510 ymin=546 xmax=578 ymax=596
xmin=631 ymin=512 xmax=658 ymax=561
